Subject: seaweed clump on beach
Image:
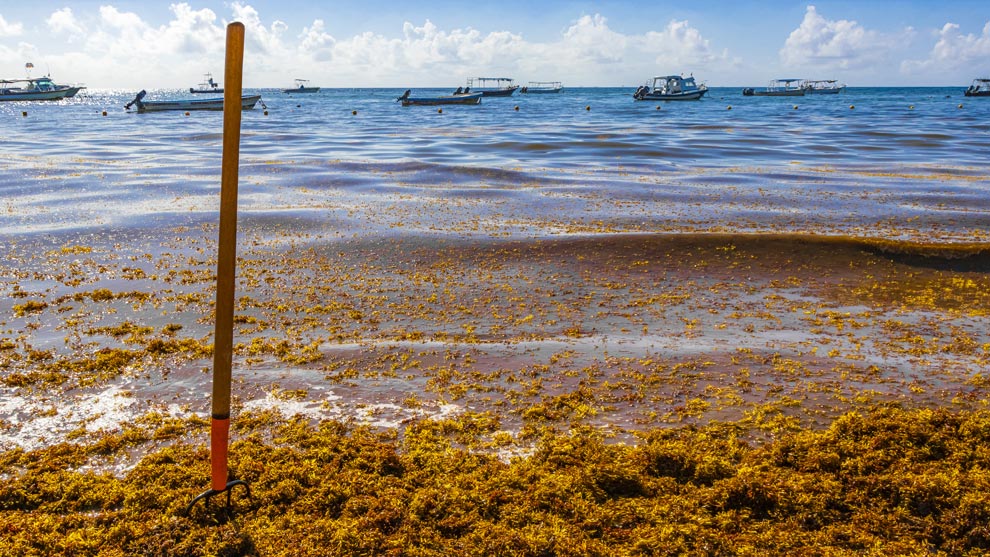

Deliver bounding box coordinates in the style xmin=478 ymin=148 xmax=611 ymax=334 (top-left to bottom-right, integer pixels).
xmin=2 ymin=406 xmax=990 ymax=556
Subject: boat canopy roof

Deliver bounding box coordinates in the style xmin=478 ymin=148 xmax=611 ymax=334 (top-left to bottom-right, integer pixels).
xmin=775 ymin=78 xmax=802 ymax=83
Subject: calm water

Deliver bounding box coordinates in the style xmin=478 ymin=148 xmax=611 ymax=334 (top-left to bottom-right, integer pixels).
xmin=2 ymin=87 xmax=988 ymax=242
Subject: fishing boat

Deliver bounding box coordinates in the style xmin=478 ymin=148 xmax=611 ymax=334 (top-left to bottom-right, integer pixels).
xmin=801 ymin=79 xmax=845 ymax=94
xmin=520 ymin=81 xmax=563 ymax=94
xmin=964 ymin=78 xmax=990 ymax=97
xmin=395 ymin=89 xmax=482 ymax=106
xmin=633 ymin=75 xmax=708 ymax=101
xmin=742 ymin=79 xmax=805 ymax=97
xmin=125 ymin=90 xmax=262 ymax=113
xmin=466 ymin=77 xmax=519 ymax=97
xmin=0 ymin=76 xmax=84 ymax=101
xmin=284 ymin=79 xmax=320 ymax=93
xmin=189 ymin=73 xmax=223 ymax=94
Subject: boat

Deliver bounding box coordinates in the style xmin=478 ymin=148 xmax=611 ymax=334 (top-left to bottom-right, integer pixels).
xmin=520 ymin=81 xmax=563 ymax=94
xmin=801 ymin=79 xmax=845 ymax=94
xmin=189 ymin=73 xmax=223 ymax=94
xmin=125 ymin=90 xmax=262 ymax=113
xmin=395 ymin=89 xmax=482 ymax=106
xmin=0 ymin=76 xmax=85 ymax=101
xmin=284 ymin=79 xmax=320 ymax=93
xmin=466 ymin=77 xmax=519 ymax=97
xmin=743 ymin=79 xmax=805 ymax=97
xmin=633 ymin=75 xmax=708 ymax=101
xmin=964 ymin=78 xmax=990 ymax=97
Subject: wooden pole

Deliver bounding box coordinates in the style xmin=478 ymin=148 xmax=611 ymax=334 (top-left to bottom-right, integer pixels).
xmin=210 ymin=21 xmax=245 ymax=493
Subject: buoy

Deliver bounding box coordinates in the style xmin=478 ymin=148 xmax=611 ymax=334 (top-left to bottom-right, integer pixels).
xmin=102 ymin=111 xmax=107 ymax=116
xmin=849 ymin=105 xmax=855 ymax=109
xmin=656 ymin=105 xmax=661 ymax=110
xmin=352 ymin=110 xmax=357 ymax=115
xmin=296 ymin=104 xmax=301 ymax=108
xmin=21 ymin=111 xmax=27 ymax=117
xmin=263 ymin=110 xmax=269 ymax=116
xmin=793 ymin=105 xmax=798 ymax=110
xmin=909 ymin=105 xmax=914 ymax=110
xmin=585 ymin=105 xmax=591 ymax=111
xmin=514 ymin=105 xmax=519 ymax=111
xmin=727 ymin=105 xmax=732 ymax=110
xmin=958 ymin=104 xmax=963 ymax=109
xmin=438 ymin=108 xmax=443 ymax=114
xmin=185 ymin=112 xmax=190 ymax=116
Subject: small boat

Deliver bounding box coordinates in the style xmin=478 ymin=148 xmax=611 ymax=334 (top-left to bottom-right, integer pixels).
xmin=395 ymin=89 xmax=482 ymax=106
xmin=801 ymin=79 xmax=845 ymax=94
xmin=284 ymin=79 xmax=320 ymax=93
xmin=190 ymin=73 xmax=223 ymax=94
xmin=633 ymin=75 xmax=708 ymax=101
xmin=743 ymin=79 xmax=805 ymax=97
xmin=125 ymin=90 xmax=262 ymax=113
xmin=0 ymin=76 xmax=85 ymax=101
xmin=964 ymin=78 xmax=990 ymax=97
xmin=466 ymin=77 xmax=519 ymax=97
xmin=520 ymin=81 xmax=563 ymax=94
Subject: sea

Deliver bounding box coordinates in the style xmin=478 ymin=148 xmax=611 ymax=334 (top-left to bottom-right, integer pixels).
xmin=2 ymin=86 xmax=989 ymax=243
xmin=1 ymin=87 xmax=989 ymax=456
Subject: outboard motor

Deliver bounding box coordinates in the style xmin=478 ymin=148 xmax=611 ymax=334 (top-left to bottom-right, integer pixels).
xmin=396 ymin=89 xmax=411 ymax=101
xmin=633 ymin=85 xmax=647 ymax=99
xmin=125 ymin=90 xmax=147 ymax=110
xmin=742 ymin=88 xmax=754 ymax=96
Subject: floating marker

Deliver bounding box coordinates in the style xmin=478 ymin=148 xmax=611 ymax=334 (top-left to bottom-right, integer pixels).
xmin=514 ymin=105 xmax=519 ymax=111
xmin=656 ymin=106 xmax=661 ymax=110
xmin=296 ymin=104 xmax=301 ymax=108
xmin=849 ymin=105 xmax=855 ymax=109
xmin=185 ymin=112 xmax=190 ymax=116
xmin=958 ymin=104 xmax=963 ymax=109
xmin=909 ymin=105 xmax=914 ymax=110
xmin=21 ymin=111 xmax=27 ymax=117
xmin=102 ymin=111 xmax=107 ymax=116
xmin=727 ymin=105 xmax=732 ymax=110
xmin=263 ymin=110 xmax=268 ymax=116
xmin=585 ymin=105 xmax=591 ymax=111
xmin=793 ymin=105 xmax=798 ymax=109
xmin=352 ymin=110 xmax=357 ymax=115
xmin=438 ymin=108 xmax=443 ymax=114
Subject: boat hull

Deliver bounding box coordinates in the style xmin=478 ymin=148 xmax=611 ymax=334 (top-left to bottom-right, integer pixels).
xmin=401 ymin=93 xmax=482 ymax=106
xmin=743 ymin=88 xmax=804 ymax=97
xmin=0 ymin=88 xmax=74 ymax=101
xmin=476 ymin=86 xmax=519 ymax=97
xmin=803 ymin=88 xmax=843 ymax=94
xmin=521 ymin=88 xmax=562 ymax=94
xmin=284 ymin=87 xmax=320 ymax=93
xmin=964 ymin=90 xmax=990 ymax=97
xmin=190 ymin=88 xmax=224 ymax=94
xmin=135 ymin=95 xmax=261 ymax=113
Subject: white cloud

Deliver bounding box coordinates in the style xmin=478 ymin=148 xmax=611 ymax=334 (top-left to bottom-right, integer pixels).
xmin=1 ymin=14 xmax=24 ymax=37
xmin=901 ymin=21 xmax=990 ymax=76
xmin=47 ymin=8 xmax=86 ymax=38
xmin=781 ymin=5 xmax=897 ymax=70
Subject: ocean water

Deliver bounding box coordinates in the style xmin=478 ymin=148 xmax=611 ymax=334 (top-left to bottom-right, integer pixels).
xmin=2 ymin=86 xmax=988 ymax=242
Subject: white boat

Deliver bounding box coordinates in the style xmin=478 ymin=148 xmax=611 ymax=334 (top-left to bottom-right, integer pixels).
xmin=396 ymin=89 xmax=482 ymax=106
xmin=633 ymin=75 xmax=708 ymax=101
xmin=801 ymin=79 xmax=845 ymax=94
xmin=0 ymin=76 xmax=84 ymax=101
xmin=466 ymin=77 xmax=519 ymax=97
xmin=520 ymin=81 xmax=563 ymax=94
xmin=964 ymin=78 xmax=990 ymax=97
xmin=284 ymin=79 xmax=320 ymax=93
xmin=190 ymin=73 xmax=223 ymax=94
xmin=743 ymin=79 xmax=805 ymax=97
xmin=125 ymin=90 xmax=262 ymax=112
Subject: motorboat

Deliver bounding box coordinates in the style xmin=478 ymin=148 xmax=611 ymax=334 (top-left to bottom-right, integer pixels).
xmin=125 ymin=90 xmax=262 ymax=112
xmin=190 ymin=73 xmax=223 ymax=94
xmin=633 ymin=75 xmax=708 ymax=101
xmin=284 ymin=79 xmax=320 ymax=93
xmin=801 ymin=80 xmax=845 ymax=94
xmin=521 ymin=81 xmax=563 ymax=94
xmin=964 ymin=79 xmax=990 ymax=97
xmin=396 ymin=89 xmax=482 ymax=106
xmin=742 ymin=79 xmax=805 ymax=96
xmin=0 ymin=76 xmax=84 ymax=101
xmin=466 ymin=77 xmax=519 ymax=97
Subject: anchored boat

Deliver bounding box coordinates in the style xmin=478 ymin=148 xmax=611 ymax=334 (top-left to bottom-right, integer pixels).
xmin=189 ymin=73 xmax=223 ymax=94
xmin=395 ymin=89 xmax=482 ymax=106
xmin=801 ymin=79 xmax=845 ymax=94
xmin=633 ymin=75 xmax=708 ymax=101
xmin=0 ymin=76 xmax=84 ymax=101
xmin=466 ymin=77 xmax=519 ymax=97
xmin=521 ymin=81 xmax=563 ymax=94
xmin=743 ymin=79 xmax=805 ymax=97
xmin=125 ymin=90 xmax=262 ymax=112
xmin=964 ymin=79 xmax=990 ymax=97
xmin=284 ymin=79 xmax=320 ymax=93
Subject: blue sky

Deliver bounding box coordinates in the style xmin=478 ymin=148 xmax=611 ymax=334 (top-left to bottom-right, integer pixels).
xmin=2 ymin=1 xmax=988 ymax=88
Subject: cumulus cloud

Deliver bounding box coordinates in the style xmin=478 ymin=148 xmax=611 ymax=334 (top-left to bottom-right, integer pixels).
xmin=47 ymin=8 xmax=86 ymax=38
xmin=901 ymin=21 xmax=990 ymax=75
xmin=1 ymin=14 xmax=24 ymax=37
xmin=781 ymin=5 xmax=897 ymax=70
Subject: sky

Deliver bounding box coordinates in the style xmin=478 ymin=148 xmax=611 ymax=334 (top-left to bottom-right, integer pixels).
xmin=1 ymin=1 xmax=989 ymax=88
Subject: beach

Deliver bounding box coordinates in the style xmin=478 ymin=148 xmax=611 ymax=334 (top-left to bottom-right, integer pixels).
xmin=1 ymin=87 xmax=990 ymax=554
